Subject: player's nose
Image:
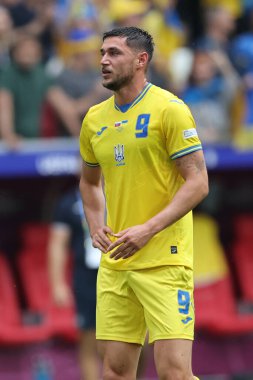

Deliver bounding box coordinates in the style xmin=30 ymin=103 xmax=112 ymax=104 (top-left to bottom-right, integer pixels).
xmin=101 ymin=54 xmax=110 ymax=65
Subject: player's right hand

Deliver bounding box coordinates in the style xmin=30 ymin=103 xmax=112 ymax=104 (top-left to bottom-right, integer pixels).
xmin=91 ymin=225 xmax=113 ymax=253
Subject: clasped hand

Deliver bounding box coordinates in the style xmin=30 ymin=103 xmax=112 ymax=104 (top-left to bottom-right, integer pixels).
xmin=91 ymin=224 xmax=153 ymax=260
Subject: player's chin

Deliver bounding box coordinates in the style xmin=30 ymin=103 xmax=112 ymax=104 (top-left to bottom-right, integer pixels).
xmin=102 ymin=80 xmax=116 ymax=90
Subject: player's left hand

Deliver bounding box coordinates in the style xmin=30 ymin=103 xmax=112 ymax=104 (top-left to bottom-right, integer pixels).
xmin=107 ymin=224 xmax=153 ymax=260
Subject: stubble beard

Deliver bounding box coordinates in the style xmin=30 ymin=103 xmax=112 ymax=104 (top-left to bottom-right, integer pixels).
xmin=102 ymin=70 xmax=134 ymax=91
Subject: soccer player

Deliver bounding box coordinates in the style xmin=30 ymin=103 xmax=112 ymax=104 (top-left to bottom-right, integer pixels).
xmin=79 ymin=26 xmax=208 ymax=380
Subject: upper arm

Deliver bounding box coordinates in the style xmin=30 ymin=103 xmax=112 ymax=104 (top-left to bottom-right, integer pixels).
xmin=80 ymin=159 xmax=102 ymax=187
xmin=0 ymin=89 xmax=13 ymax=109
xmin=175 ymin=150 xmax=208 ymax=184
xmin=0 ymin=90 xmax=14 ymax=133
xmin=79 ymin=112 xmax=99 ymax=166
xmin=47 ymin=86 xmax=72 ymax=109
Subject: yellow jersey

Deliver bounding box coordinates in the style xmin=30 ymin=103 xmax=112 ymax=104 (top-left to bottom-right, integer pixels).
xmin=80 ymin=83 xmax=202 ymax=270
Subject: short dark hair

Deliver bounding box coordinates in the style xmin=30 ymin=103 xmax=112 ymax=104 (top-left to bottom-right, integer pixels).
xmin=103 ymin=26 xmax=154 ymax=62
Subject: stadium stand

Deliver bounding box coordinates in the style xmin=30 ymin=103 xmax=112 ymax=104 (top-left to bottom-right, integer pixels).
xmin=0 ymin=253 xmax=50 ymax=345
xmin=17 ymin=223 xmax=79 ymax=342
xmin=232 ymin=214 xmax=253 ymax=303
xmin=194 ymin=213 xmax=253 ymax=335
xmin=195 ymin=274 xmax=253 ymax=335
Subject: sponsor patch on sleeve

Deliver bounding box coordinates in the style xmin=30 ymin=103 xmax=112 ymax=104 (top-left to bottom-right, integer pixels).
xmin=183 ymin=128 xmax=198 ymax=139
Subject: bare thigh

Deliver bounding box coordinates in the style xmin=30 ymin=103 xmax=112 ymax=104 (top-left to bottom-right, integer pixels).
xmin=97 ymin=340 xmax=142 ymax=380
xmin=154 ymin=339 xmax=193 ymax=380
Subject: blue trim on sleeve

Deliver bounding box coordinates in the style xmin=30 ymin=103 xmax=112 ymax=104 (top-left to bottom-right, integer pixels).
xmin=84 ymin=160 xmax=100 ymax=167
xmin=170 ymin=144 xmax=202 ymax=160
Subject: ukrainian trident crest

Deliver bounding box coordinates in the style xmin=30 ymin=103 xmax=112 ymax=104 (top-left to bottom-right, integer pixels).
xmin=114 ymin=144 xmax=125 ymax=164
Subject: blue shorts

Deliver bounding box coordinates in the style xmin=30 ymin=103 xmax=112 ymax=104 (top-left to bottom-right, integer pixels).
xmin=73 ymin=267 xmax=97 ymax=331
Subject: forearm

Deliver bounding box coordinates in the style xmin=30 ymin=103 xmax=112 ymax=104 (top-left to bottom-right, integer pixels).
xmin=59 ymin=107 xmax=80 ymax=137
xmin=48 ymin=234 xmax=68 ymax=287
xmin=0 ymin=90 xmax=16 ymax=139
xmin=16 ymin=20 xmax=45 ymax=36
xmin=47 ymin=87 xmax=80 ymax=136
xmin=79 ymin=177 xmax=106 ymax=237
xmin=15 ymin=7 xmax=53 ymax=37
xmin=145 ymin=176 xmax=208 ymax=235
xmin=76 ymin=84 xmax=110 ymax=116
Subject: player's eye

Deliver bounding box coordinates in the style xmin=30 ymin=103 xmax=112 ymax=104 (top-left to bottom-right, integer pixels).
xmin=110 ymin=49 xmax=121 ymax=56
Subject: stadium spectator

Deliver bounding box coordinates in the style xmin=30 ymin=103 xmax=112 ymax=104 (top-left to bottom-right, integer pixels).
xmin=196 ymin=5 xmax=236 ymax=52
xmin=52 ymin=28 xmax=110 ymax=128
xmin=142 ymin=0 xmax=186 ymax=63
xmin=2 ymin=0 xmax=55 ymax=61
xmin=109 ymin=0 xmax=149 ymax=28
xmin=0 ymin=34 xmax=80 ymax=149
xmin=182 ymin=47 xmax=240 ymax=144
xmin=52 ymin=0 xmax=100 ymax=40
xmin=230 ymin=6 xmax=253 ymax=147
xmin=201 ymin=0 xmax=242 ymax=19
xmin=0 ymin=6 xmax=14 ymax=70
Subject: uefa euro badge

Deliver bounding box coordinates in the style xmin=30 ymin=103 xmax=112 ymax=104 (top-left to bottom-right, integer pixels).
xmin=114 ymin=144 xmax=125 ymax=164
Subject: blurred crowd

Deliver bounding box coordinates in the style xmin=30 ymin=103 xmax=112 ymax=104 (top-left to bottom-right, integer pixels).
xmin=0 ymin=0 xmax=253 ymax=149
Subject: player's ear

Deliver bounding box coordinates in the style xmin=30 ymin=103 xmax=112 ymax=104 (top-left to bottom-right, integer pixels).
xmin=137 ymin=52 xmax=149 ymax=68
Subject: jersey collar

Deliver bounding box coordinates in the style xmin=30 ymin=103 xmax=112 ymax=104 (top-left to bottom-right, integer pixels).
xmin=114 ymin=82 xmax=152 ymax=113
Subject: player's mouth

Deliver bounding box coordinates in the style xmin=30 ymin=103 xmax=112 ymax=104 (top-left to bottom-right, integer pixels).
xmin=102 ymin=68 xmax=112 ymax=78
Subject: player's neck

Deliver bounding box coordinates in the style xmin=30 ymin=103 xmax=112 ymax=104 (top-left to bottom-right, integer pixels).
xmin=114 ymin=77 xmax=148 ymax=106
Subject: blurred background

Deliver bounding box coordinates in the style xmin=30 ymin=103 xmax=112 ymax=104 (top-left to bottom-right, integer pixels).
xmin=1 ymin=0 xmax=253 ymax=379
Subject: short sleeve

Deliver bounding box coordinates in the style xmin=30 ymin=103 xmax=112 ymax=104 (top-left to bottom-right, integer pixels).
xmin=79 ymin=112 xmax=99 ymax=166
xmin=162 ymin=100 xmax=202 ymax=160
